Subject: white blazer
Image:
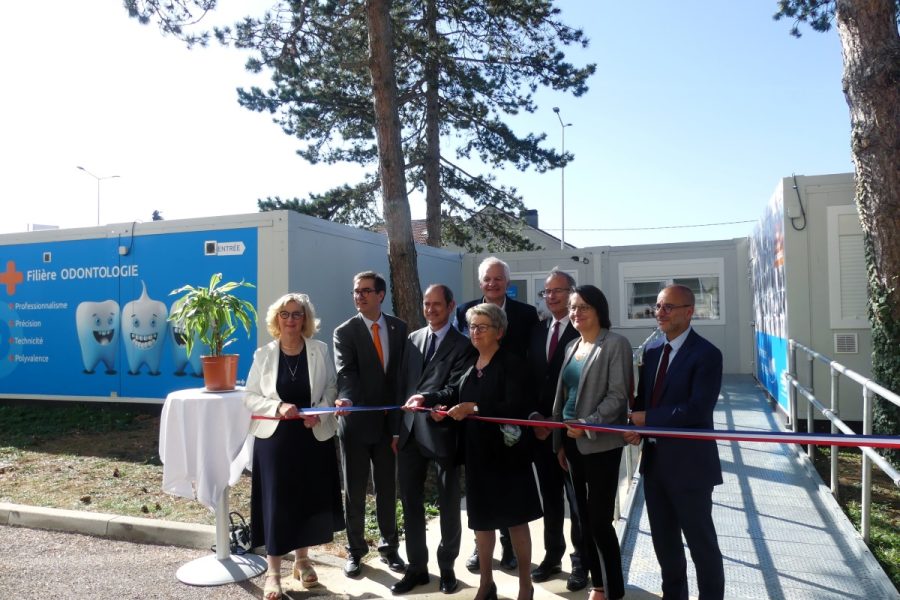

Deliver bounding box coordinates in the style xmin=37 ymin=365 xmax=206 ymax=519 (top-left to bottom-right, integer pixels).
xmin=243 ymin=337 xmax=338 ymax=441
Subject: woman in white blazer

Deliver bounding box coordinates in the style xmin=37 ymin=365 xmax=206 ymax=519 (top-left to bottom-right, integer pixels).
xmin=552 ymin=285 xmax=630 ymax=600
xmin=244 ymin=293 xmax=344 ymax=600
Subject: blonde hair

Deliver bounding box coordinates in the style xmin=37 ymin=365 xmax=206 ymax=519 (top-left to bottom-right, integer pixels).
xmin=265 ymin=293 xmax=320 ymax=339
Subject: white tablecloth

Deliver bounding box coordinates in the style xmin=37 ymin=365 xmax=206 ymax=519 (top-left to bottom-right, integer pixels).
xmin=159 ymin=388 xmax=253 ymax=511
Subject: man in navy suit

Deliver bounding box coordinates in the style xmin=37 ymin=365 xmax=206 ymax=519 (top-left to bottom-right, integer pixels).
xmin=455 ymin=256 xmax=539 ymax=571
xmin=334 ymin=271 xmax=408 ymax=578
xmin=455 ymin=256 xmax=538 ymax=359
xmin=625 ymin=284 xmax=725 ymax=600
xmin=393 ymin=284 xmax=476 ymax=595
xmin=527 ymin=269 xmax=586 ymax=590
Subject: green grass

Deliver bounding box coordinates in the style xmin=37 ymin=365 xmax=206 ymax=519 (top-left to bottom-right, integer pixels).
xmin=845 ymin=500 xmax=900 ymax=586
xmin=0 ymin=404 xmax=142 ymax=447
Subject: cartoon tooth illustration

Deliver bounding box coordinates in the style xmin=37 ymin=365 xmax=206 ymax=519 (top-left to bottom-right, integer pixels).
xmin=170 ymin=312 xmax=203 ymax=377
xmin=75 ymin=300 xmax=120 ymax=374
xmin=122 ymin=281 xmax=168 ymax=375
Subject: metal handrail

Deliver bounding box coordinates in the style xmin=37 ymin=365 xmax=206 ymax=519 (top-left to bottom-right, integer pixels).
xmin=785 ymin=339 xmax=900 ymax=542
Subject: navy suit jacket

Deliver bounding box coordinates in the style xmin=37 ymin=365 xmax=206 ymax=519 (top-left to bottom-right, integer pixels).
xmin=333 ymin=312 xmax=408 ymax=444
xmin=526 ymin=318 xmax=579 ymax=418
xmin=634 ymin=328 xmax=723 ymax=490
xmin=456 ymin=295 xmax=539 ymax=358
xmin=399 ymin=326 xmax=476 ymax=458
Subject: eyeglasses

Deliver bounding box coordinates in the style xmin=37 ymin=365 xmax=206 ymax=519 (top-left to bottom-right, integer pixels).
xmin=468 ymin=324 xmax=496 ymax=334
xmin=567 ymin=304 xmax=593 ymax=314
xmin=278 ymin=311 xmax=305 ymax=320
xmin=352 ymin=288 xmax=378 ymax=297
xmin=538 ymin=287 xmax=572 ymax=299
xmin=654 ymin=303 xmax=692 ymax=314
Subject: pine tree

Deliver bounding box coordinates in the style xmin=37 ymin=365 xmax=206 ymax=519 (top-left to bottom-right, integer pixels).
xmin=774 ymin=0 xmax=900 ymax=461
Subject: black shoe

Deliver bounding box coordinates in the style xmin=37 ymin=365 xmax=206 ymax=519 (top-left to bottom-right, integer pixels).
xmin=476 ymin=581 xmax=498 ymax=600
xmin=465 ymin=547 xmax=480 ymax=573
xmin=390 ymin=570 xmax=429 ymax=594
xmin=566 ymin=565 xmax=588 ymax=591
xmin=344 ymin=554 xmax=362 ymax=578
xmin=499 ymin=546 xmax=517 ymax=571
xmin=530 ymin=560 xmax=562 ymax=582
xmin=381 ymin=549 xmax=407 ymax=573
xmin=439 ymin=568 xmax=458 ymax=594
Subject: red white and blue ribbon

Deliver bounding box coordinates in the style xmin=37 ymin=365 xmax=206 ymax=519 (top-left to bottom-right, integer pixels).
xmin=251 ymin=404 xmax=899 ymax=449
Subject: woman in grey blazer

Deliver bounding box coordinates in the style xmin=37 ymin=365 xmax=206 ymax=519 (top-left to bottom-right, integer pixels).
xmin=552 ymin=285 xmax=630 ymax=600
xmin=244 ymin=293 xmax=344 ymax=600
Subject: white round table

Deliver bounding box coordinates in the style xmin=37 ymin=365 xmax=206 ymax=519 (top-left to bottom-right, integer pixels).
xmin=159 ymin=387 xmax=266 ymax=586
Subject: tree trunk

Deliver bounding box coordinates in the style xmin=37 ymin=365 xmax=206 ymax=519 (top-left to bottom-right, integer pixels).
xmin=835 ymin=0 xmax=900 ymax=451
xmin=423 ymin=0 xmax=442 ymax=247
xmin=365 ymin=0 xmax=424 ymax=328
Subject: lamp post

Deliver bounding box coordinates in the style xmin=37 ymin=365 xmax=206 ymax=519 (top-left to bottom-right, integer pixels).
xmin=76 ymin=166 xmax=120 ymax=226
xmin=552 ymin=107 xmax=572 ymax=249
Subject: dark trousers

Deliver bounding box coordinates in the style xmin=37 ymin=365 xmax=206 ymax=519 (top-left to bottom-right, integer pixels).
xmin=398 ymin=440 xmax=462 ymax=573
xmin=564 ymin=437 xmax=625 ymax=599
xmin=533 ymin=435 xmax=584 ymax=566
xmin=643 ymin=470 xmax=724 ymax=600
xmin=340 ymin=435 xmax=398 ymax=557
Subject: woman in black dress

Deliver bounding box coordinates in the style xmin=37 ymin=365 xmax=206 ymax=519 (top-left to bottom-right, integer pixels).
xmin=244 ymin=293 xmax=344 ymax=600
xmin=433 ymin=302 xmax=542 ymax=600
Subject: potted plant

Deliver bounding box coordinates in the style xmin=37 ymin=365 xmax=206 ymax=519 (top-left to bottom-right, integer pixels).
xmin=169 ymin=273 xmax=258 ymax=391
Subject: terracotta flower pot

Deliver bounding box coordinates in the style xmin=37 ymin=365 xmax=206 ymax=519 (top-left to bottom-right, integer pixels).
xmin=201 ymin=354 xmax=239 ymax=391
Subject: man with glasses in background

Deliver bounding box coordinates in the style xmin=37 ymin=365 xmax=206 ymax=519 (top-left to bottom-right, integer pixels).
xmin=624 ymin=284 xmax=725 ymax=600
xmin=526 ymin=269 xmax=587 ymax=591
xmin=455 ymin=256 xmax=539 ymax=572
xmin=333 ymin=271 xmax=409 ymax=578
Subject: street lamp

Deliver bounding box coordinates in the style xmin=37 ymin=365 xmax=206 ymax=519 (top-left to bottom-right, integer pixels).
xmin=552 ymin=107 xmax=572 ymax=249
xmin=76 ymin=166 xmax=120 ymax=226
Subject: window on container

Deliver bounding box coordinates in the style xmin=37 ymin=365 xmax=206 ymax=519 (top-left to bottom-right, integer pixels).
xmin=626 ymin=280 xmax=667 ymax=320
xmin=673 ymin=276 xmax=720 ymax=320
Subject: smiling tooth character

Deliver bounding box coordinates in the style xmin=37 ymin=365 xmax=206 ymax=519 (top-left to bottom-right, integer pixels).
xmin=122 ymin=282 xmax=168 ymax=375
xmin=170 ymin=312 xmax=203 ymax=377
xmin=75 ymin=300 xmax=120 ymax=374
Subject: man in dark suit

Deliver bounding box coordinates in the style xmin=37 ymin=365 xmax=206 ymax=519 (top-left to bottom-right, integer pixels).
xmin=527 ymin=269 xmax=587 ymax=591
xmin=455 ymin=256 xmax=538 ymax=359
xmin=625 ymin=284 xmax=725 ymax=600
xmin=391 ymin=284 xmax=476 ymax=595
xmin=455 ymin=256 xmax=539 ymax=572
xmin=333 ymin=271 xmax=408 ymax=578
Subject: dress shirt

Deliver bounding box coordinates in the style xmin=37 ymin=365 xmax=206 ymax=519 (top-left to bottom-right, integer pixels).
xmin=546 ymin=315 xmax=571 ymax=357
xmin=654 ymin=325 xmax=692 ymax=379
xmin=360 ymin=312 xmax=390 ymax=369
xmin=427 ymin=320 xmax=453 ymax=354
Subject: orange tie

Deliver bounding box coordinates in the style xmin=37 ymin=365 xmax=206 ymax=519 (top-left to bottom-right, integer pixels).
xmin=371 ymin=322 xmax=385 ymax=368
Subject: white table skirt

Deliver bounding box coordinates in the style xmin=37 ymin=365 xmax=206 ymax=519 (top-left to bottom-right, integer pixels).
xmin=159 ymin=388 xmax=254 ymax=511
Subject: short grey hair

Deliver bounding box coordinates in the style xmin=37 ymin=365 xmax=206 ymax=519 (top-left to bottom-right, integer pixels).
xmin=477 ymin=256 xmax=510 ymax=282
xmin=546 ymin=267 xmax=576 ymax=289
xmin=466 ymin=302 xmax=508 ymax=336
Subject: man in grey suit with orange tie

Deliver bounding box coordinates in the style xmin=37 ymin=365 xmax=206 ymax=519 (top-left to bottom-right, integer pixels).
xmin=625 ymin=284 xmax=725 ymax=600
xmin=334 ymin=271 xmax=408 ymax=578
xmin=393 ymin=284 xmax=476 ymax=595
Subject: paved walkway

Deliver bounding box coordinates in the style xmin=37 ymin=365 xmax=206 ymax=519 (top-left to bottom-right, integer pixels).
xmin=620 ymin=374 xmax=898 ymax=599
xmin=1 ymin=375 xmax=896 ymax=599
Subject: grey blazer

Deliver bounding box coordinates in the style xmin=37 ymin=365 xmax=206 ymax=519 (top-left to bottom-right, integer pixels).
xmin=551 ymin=329 xmax=631 ymax=454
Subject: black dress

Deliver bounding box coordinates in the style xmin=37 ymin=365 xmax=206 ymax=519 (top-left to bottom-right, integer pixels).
xmin=250 ymin=347 xmax=345 ymax=556
xmin=460 ymin=348 xmax=542 ymax=531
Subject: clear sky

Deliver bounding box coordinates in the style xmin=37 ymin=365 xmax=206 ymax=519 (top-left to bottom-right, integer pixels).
xmin=0 ymin=1 xmax=852 ymax=248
